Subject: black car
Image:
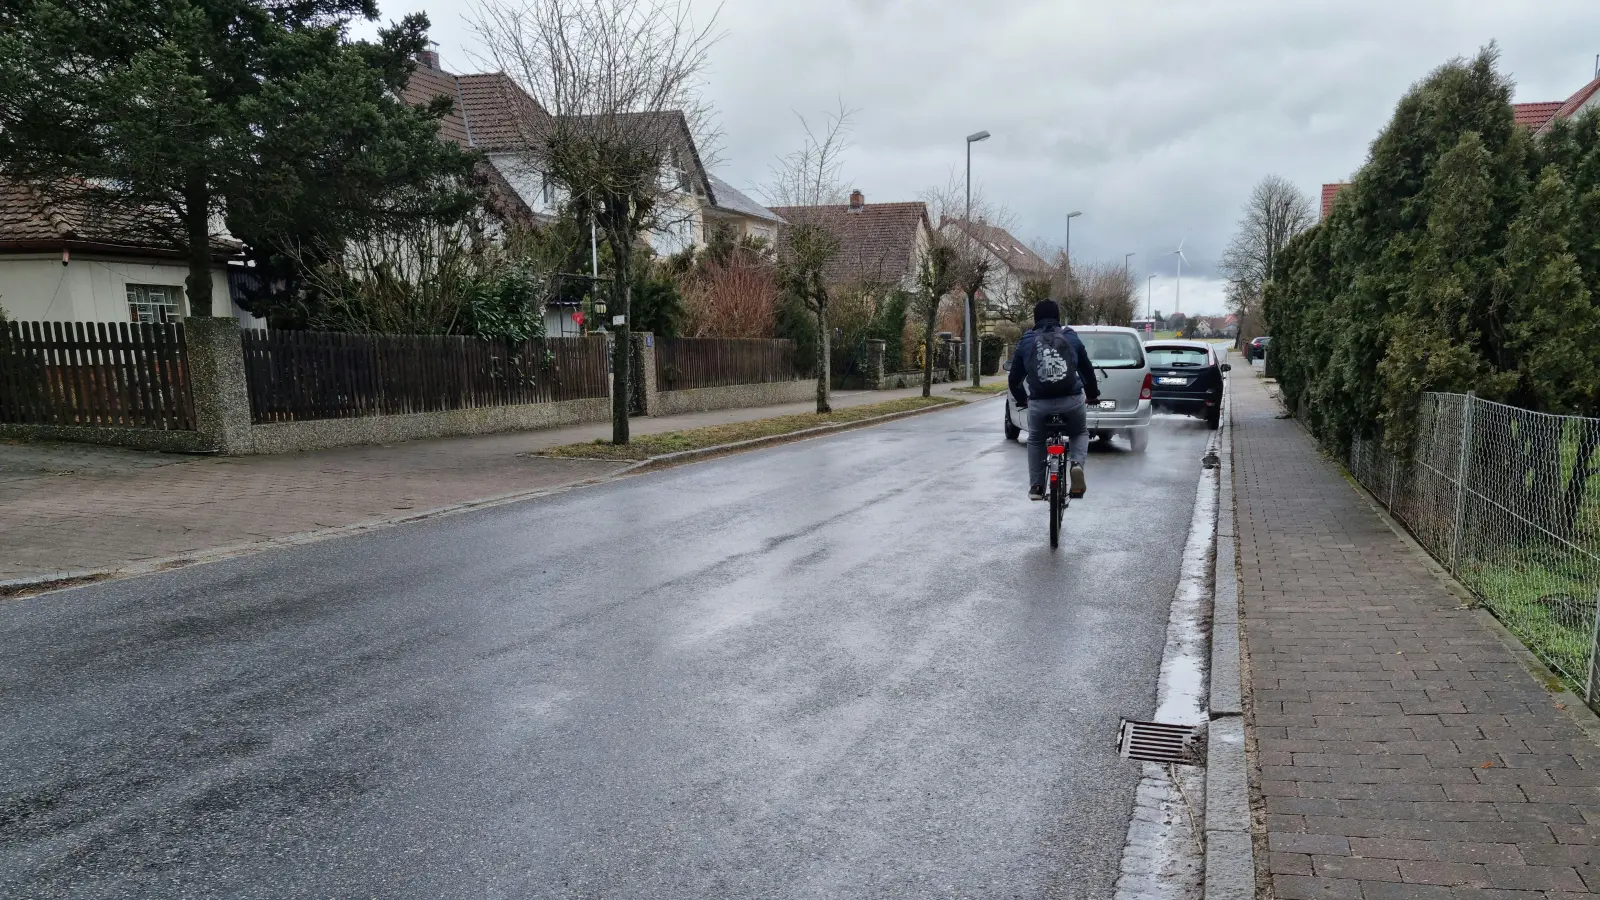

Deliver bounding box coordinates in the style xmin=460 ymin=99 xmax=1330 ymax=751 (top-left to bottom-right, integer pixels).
xmin=1144 ymin=341 xmax=1228 ymax=429
xmin=1245 ymin=335 xmax=1271 ymax=362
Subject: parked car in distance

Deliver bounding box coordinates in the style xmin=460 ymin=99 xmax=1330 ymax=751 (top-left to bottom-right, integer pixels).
xmin=1145 ymin=340 xmax=1228 ymax=429
xmin=1244 ymin=335 xmax=1270 ymax=362
xmin=1004 ymin=325 xmax=1153 ymax=451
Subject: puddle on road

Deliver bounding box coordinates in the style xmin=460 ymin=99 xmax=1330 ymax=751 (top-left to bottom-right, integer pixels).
xmin=1113 ymin=457 xmax=1216 ymax=899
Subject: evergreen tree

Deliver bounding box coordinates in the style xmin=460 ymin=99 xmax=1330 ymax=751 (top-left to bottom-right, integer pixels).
xmin=0 ymin=0 xmax=476 ymax=316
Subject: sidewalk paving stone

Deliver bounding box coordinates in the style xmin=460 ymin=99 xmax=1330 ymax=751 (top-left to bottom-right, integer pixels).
xmin=1230 ymin=366 xmax=1600 ymax=898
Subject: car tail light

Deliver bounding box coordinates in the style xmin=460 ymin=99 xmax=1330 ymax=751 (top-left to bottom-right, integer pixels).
xmin=1140 ymin=372 xmax=1153 ymax=400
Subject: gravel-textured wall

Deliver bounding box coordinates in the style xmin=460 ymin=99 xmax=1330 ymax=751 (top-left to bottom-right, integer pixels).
xmin=246 ymin=397 xmax=612 ymax=454
xmin=653 ymin=380 xmax=815 ymax=417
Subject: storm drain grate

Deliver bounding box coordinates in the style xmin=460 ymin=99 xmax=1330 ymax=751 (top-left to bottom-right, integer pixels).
xmin=1117 ymin=719 xmax=1201 ymax=765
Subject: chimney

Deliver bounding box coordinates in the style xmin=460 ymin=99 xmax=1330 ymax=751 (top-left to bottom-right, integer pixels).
xmin=416 ymin=49 xmax=440 ymax=71
xmin=848 ymin=189 xmax=864 ymax=212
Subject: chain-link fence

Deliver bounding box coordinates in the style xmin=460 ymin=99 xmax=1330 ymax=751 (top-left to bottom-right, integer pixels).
xmin=1348 ymin=393 xmax=1600 ymax=710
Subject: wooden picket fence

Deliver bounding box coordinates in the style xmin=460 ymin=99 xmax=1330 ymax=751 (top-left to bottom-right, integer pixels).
xmin=241 ymin=330 xmax=611 ymax=423
xmin=654 ymin=338 xmax=799 ymax=391
xmin=0 ymin=321 xmax=194 ymax=430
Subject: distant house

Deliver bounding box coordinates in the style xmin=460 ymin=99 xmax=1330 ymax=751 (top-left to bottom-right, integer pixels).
xmin=0 ymin=176 xmax=258 ymax=326
xmin=1320 ymin=183 xmax=1350 ymax=220
xmin=1523 ymin=73 xmax=1600 ymax=135
xmin=936 ymin=216 xmax=1053 ymax=329
xmin=768 ymin=191 xmax=933 ymax=293
xmin=402 ymin=50 xmax=736 ymax=258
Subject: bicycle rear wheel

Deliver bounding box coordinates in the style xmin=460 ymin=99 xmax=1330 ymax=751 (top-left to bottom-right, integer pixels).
xmin=1049 ymin=465 xmax=1063 ymax=548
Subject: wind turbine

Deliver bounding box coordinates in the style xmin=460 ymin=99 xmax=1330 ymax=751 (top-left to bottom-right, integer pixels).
xmin=1165 ymin=238 xmax=1189 ymax=314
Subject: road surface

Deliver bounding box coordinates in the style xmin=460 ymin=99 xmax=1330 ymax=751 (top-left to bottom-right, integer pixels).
xmin=1 ymin=400 xmax=1213 ymax=899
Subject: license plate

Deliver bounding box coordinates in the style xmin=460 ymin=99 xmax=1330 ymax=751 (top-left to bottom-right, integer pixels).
xmin=1157 ymin=376 xmax=1188 ymax=385
xmin=1097 ymin=400 xmax=1116 ymax=410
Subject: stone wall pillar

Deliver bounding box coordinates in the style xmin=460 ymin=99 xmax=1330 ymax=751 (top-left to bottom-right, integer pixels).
xmin=185 ymin=317 xmax=253 ymax=454
xmin=865 ymin=339 xmax=886 ymax=390
xmin=631 ymin=332 xmax=659 ymax=416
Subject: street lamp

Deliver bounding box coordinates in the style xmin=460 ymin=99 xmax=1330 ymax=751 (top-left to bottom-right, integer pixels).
xmin=1147 ymin=274 xmax=1156 ymax=319
xmin=965 ymin=130 xmax=990 ymax=386
xmin=1124 ymin=252 xmax=1135 ymax=277
xmin=1063 ymin=211 xmax=1083 ymax=285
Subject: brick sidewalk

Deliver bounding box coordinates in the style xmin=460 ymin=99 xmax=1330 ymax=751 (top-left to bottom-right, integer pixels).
xmin=1231 ymin=367 xmax=1600 ymax=898
xmin=2 ymin=384 xmax=977 ymax=582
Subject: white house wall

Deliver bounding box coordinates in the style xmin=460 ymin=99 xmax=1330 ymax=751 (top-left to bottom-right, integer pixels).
xmin=0 ymin=254 xmax=257 ymax=326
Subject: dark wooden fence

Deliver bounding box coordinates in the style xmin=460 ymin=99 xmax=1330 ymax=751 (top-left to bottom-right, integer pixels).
xmin=0 ymin=321 xmax=194 ymax=430
xmin=655 ymin=338 xmax=799 ymax=391
xmin=241 ymin=330 xmax=611 ymax=424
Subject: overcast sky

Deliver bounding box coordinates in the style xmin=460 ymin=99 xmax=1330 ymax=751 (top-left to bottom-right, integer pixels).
xmin=359 ymin=0 xmax=1600 ymax=316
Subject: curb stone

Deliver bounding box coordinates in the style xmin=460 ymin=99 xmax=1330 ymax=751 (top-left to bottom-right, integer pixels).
xmin=1206 ymin=365 xmax=1257 ymax=900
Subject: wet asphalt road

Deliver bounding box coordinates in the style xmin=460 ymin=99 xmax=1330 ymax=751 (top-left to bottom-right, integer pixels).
xmin=1 ymin=399 xmax=1212 ymax=899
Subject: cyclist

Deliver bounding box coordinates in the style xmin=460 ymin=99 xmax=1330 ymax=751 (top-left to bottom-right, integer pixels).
xmin=1007 ymin=299 xmax=1099 ymax=501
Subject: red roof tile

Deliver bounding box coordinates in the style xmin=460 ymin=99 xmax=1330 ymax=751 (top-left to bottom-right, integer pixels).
xmin=1320 ymin=183 xmax=1350 ymax=220
xmin=767 ymin=200 xmax=930 ymax=287
xmin=1538 ymin=74 xmax=1600 ymax=134
xmin=1514 ymin=101 xmax=1563 ymax=130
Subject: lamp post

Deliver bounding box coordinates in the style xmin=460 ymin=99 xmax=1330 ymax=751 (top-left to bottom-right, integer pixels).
xmin=1064 ymin=211 xmax=1083 ymax=276
xmin=965 ymin=130 xmax=990 ymax=385
xmin=1147 ymin=274 xmax=1156 ymax=319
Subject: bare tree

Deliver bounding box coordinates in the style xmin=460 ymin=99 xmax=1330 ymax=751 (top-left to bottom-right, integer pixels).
xmin=472 ymin=0 xmax=721 ymax=444
xmin=921 ymin=173 xmax=1010 ymax=385
xmin=766 ymin=103 xmax=854 ymax=412
xmin=1220 ymin=174 xmax=1314 ymax=346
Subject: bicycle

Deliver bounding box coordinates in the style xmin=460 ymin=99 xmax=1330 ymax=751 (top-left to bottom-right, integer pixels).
xmin=1041 ymin=413 xmax=1072 ymax=548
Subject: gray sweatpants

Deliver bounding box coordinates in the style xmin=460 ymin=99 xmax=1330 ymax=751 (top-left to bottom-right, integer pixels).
xmin=1026 ymin=394 xmax=1089 ymax=488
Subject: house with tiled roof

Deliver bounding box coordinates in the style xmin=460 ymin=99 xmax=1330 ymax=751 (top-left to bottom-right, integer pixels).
xmin=937 ymin=216 xmax=1052 ymax=326
xmin=767 ymin=192 xmax=933 ymax=292
xmin=402 ymin=51 xmax=746 ymax=259
xmin=0 ymin=176 xmax=257 ymax=325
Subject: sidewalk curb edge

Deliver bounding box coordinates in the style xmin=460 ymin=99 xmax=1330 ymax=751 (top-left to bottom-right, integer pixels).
xmin=1206 ymin=363 xmax=1258 ymax=900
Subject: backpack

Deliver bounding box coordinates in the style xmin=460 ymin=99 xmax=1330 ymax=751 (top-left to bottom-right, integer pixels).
xmin=1029 ymin=325 xmax=1082 ymax=399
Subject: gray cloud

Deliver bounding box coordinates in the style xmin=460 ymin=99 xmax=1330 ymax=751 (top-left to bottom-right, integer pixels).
xmin=365 ymin=0 xmax=1600 ymax=313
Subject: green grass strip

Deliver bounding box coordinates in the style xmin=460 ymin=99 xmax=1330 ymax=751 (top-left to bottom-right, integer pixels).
xmin=540 ymin=396 xmax=960 ymax=461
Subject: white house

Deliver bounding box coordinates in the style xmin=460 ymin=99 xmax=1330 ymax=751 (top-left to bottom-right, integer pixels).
xmin=0 ymin=177 xmax=258 ymax=326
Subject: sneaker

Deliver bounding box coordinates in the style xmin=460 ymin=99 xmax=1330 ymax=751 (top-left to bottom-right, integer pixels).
xmin=1028 ymin=485 xmax=1046 ymax=501
xmin=1069 ymin=464 xmax=1086 ymax=498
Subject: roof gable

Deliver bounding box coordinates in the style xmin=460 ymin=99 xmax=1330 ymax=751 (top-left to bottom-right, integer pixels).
xmin=938 ymin=217 xmax=1051 ymax=277
xmin=400 ymin=60 xmax=550 ymax=152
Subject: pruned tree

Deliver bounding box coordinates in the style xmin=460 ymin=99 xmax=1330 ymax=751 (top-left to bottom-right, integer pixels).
xmin=767 ymin=102 xmax=854 ymax=413
xmin=0 ymin=1 xmax=477 ymax=319
xmin=472 ymin=0 xmax=721 ymax=444
xmin=1220 ymin=174 xmax=1315 ymax=346
xmin=921 ymin=174 xmax=1007 ymax=386
xmin=913 ymin=240 xmax=958 ymax=397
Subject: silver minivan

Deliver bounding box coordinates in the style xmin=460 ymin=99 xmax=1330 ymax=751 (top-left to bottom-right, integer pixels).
xmin=1004 ymin=325 xmax=1154 ymax=451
